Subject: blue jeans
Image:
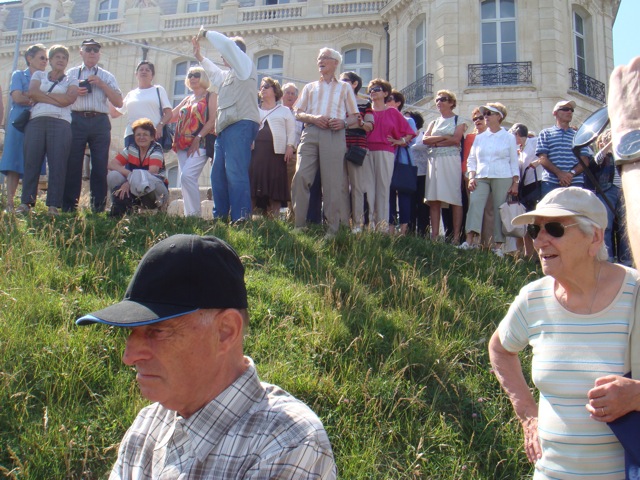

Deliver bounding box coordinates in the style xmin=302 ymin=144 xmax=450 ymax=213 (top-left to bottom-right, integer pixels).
xmin=598 ymin=185 xmax=631 ymax=265
xmin=211 ymin=120 xmax=259 ymax=221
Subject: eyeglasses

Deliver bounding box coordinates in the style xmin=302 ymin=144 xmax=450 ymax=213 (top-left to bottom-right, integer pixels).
xmin=435 ymin=97 xmax=450 ymax=103
xmin=557 ymin=107 xmax=575 ymax=112
xmin=527 ymin=222 xmax=580 ymax=239
xmin=472 ymin=116 xmax=485 ymax=122
xmin=36 ymin=55 xmax=48 ymax=61
xmin=369 ymin=86 xmax=383 ymax=93
xmin=484 ymin=111 xmax=498 ymax=117
xmin=187 ymin=72 xmax=201 ymax=79
xmin=260 ymin=84 xmax=272 ymax=90
xmin=317 ymin=56 xmax=336 ymax=62
xmin=83 ymin=47 xmax=100 ymax=53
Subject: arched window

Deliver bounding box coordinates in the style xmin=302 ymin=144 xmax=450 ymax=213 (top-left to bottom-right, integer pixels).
xmin=343 ymin=48 xmax=373 ymax=87
xmin=98 ymin=0 xmax=119 ymax=21
xmin=257 ymin=54 xmax=283 ymax=85
xmin=415 ymin=20 xmax=426 ymax=80
xmin=172 ymin=60 xmax=199 ymax=106
xmin=573 ymin=11 xmax=586 ymax=74
xmin=481 ymin=0 xmax=516 ymax=63
xmin=31 ymin=7 xmax=50 ymax=29
xmin=186 ymin=0 xmax=209 ymax=13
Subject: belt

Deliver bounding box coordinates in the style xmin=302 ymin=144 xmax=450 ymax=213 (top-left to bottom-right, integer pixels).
xmin=73 ymin=111 xmax=107 ymax=118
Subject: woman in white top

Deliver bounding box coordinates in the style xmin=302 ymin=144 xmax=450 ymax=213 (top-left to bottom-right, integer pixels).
xmin=422 ymin=90 xmax=466 ymax=242
xmin=111 ymin=61 xmax=172 ymax=148
xmin=249 ymin=77 xmax=295 ymax=216
xmin=16 ymin=45 xmax=79 ymax=216
xmin=489 ymin=187 xmax=638 ymax=479
xmin=464 ymin=103 xmax=519 ymax=254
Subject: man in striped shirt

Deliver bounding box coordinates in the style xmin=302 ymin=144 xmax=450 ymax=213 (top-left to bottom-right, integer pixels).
xmin=77 ymin=235 xmax=337 ymax=479
xmin=292 ymin=48 xmax=359 ymax=236
xmin=536 ymin=100 xmax=591 ymax=197
xmin=63 ymin=39 xmax=122 ymax=213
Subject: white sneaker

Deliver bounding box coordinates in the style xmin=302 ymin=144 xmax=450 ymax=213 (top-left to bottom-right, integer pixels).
xmin=351 ymin=227 xmax=362 ymax=234
xmin=492 ymin=246 xmax=505 ymax=258
xmin=458 ymin=241 xmax=477 ymax=250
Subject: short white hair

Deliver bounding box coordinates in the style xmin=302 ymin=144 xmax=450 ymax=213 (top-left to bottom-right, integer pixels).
xmin=319 ymin=48 xmax=342 ymax=65
xmin=575 ymin=217 xmax=609 ymax=261
xmin=282 ymin=82 xmax=298 ymax=94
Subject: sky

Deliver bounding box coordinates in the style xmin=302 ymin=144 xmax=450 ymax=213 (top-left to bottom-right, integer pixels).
xmin=613 ymin=0 xmax=640 ymax=66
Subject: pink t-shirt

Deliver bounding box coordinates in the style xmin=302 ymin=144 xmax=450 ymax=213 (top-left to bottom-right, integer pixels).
xmin=366 ymin=107 xmax=415 ymax=153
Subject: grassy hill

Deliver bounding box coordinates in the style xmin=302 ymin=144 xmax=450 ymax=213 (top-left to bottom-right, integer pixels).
xmin=0 ymin=211 xmax=540 ymax=479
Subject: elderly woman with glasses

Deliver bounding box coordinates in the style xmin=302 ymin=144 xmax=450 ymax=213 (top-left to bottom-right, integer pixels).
xmin=462 ymin=102 xmax=519 ymax=254
xmin=249 ymin=77 xmax=295 ymax=216
xmin=170 ymin=66 xmax=217 ymax=217
xmin=489 ymin=187 xmax=639 ymax=479
xmin=422 ymin=89 xmax=466 ymax=242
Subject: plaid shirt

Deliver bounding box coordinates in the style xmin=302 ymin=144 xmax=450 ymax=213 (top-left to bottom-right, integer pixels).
xmin=110 ymin=358 xmax=337 ymax=479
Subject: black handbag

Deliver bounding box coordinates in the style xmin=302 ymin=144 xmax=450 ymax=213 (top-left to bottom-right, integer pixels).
xmin=12 ymin=110 xmax=31 ymax=133
xmin=518 ymin=165 xmax=542 ymax=212
xmin=12 ymin=78 xmax=61 ymax=133
xmin=390 ymin=147 xmax=417 ymax=194
xmin=156 ymin=87 xmax=173 ymax=152
xmin=345 ymin=145 xmax=367 ymax=166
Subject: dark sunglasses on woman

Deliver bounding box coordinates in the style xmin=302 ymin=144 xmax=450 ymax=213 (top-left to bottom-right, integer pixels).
xmin=187 ymin=72 xmax=201 ymax=79
xmin=527 ymin=222 xmax=579 ymax=239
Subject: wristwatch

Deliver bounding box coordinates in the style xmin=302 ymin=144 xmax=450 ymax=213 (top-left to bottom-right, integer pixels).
xmin=614 ymin=130 xmax=640 ymax=166
xmin=569 ymin=168 xmax=577 ymax=176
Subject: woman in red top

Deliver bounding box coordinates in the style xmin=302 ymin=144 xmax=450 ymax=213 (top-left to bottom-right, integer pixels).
xmin=107 ymin=118 xmax=168 ymax=216
xmin=365 ymin=78 xmax=415 ymax=232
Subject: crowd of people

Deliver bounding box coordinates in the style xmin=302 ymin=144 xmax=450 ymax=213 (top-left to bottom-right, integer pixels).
xmin=0 ymin=31 xmax=631 ymax=263
xmin=1 ymin=27 xmax=639 ymax=479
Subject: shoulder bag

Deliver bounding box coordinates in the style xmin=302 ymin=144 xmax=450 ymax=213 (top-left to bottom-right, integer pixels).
xmin=156 ymin=87 xmax=173 ymax=152
xmin=499 ymin=193 xmax=526 ymax=238
xmin=390 ymin=146 xmax=417 ymax=194
xmin=13 ymin=77 xmax=62 ymax=133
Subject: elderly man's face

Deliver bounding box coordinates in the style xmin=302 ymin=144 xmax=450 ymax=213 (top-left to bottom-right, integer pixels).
xmin=317 ymin=53 xmax=338 ymax=76
xmin=282 ymin=87 xmax=298 ymax=108
xmin=122 ymin=310 xmax=224 ymax=417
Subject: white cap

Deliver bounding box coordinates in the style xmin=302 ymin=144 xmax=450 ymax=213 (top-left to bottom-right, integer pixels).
xmin=553 ymin=100 xmax=576 ymax=113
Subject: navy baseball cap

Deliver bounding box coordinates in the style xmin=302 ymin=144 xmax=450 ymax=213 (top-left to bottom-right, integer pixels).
xmin=77 ymin=235 xmax=248 ymax=327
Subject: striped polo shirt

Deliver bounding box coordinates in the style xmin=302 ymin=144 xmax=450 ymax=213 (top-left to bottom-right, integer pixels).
xmin=536 ymin=125 xmax=591 ymax=185
xmin=498 ymin=268 xmax=639 ymax=479
xmin=294 ymin=77 xmax=358 ymax=125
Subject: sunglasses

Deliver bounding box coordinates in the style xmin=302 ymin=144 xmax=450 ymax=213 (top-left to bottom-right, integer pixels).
xmin=260 ymin=84 xmax=272 ymax=90
xmin=84 ymin=47 xmax=100 ymax=53
xmin=484 ymin=111 xmax=498 ymax=117
xmin=472 ymin=116 xmax=485 ymax=122
xmin=527 ymin=222 xmax=579 ymax=239
xmin=187 ymin=72 xmax=201 ymax=79
xmin=557 ymin=107 xmax=575 ymax=112
xmin=435 ymin=97 xmax=450 ymax=103
xmin=369 ymin=86 xmax=383 ymax=93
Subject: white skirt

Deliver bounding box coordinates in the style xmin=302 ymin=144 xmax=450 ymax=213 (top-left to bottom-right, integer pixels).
xmin=425 ymin=152 xmax=462 ymax=207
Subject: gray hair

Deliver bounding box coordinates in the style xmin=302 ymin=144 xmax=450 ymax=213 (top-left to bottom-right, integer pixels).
xmin=575 ymin=217 xmax=609 ymax=261
xmin=318 ymin=48 xmax=342 ymax=65
xmin=282 ymin=82 xmax=298 ymax=94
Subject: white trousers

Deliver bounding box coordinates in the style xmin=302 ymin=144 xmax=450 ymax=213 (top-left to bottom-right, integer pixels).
xmin=177 ymin=148 xmax=208 ymax=217
xmin=107 ymin=169 xmax=168 ymax=207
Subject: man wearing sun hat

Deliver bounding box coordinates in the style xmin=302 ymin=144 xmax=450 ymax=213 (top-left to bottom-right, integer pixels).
xmin=535 ymin=100 xmax=592 ymax=197
xmin=77 ymin=234 xmax=337 ymax=479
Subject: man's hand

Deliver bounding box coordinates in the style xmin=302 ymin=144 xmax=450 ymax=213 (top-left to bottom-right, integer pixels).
xmin=312 ymin=115 xmax=330 ymax=129
xmin=586 ymin=375 xmax=640 ymax=422
xmin=197 ymin=26 xmax=207 ymax=40
xmin=608 ymin=56 xmax=640 ymax=147
xmin=557 ymin=171 xmax=574 ymax=186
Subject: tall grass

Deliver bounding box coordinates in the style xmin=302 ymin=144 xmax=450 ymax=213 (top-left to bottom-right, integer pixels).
xmin=0 ymin=211 xmax=538 ymax=479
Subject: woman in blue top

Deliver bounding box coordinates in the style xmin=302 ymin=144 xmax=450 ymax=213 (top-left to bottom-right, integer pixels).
xmin=0 ymin=44 xmax=48 ymax=212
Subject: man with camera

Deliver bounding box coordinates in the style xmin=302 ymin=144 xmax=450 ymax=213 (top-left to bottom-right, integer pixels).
xmin=64 ymin=38 xmax=122 ymax=213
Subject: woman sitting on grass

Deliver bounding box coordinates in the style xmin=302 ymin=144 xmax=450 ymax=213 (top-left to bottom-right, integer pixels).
xmin=107 ymin=118 xmax=168 ymax=216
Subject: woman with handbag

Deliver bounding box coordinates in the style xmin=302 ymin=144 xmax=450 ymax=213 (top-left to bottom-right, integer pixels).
xmin=364 ymin=79 xmax=415 ymax=232
xmin=462 ymin=103 xmax=519 ymax=256
xmin=422 ymin=90 xmax=466 ymax=243
xmin=16 ymin=45 xmax=79 ymax=216
xmin=170 ymin=66 xmax=217 ymax=217
xmin=110 ymin=61 xmax=172 ymax=149
xmin=386 ymin=90 xmax=417 ymax=235
xmin=0 ymin=44 xmax=48 ymax=213
xmin=249 ymin=77 xmax=295 ymax=217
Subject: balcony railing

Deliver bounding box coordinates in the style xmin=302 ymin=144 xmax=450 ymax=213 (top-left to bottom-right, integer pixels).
xmin=468 ymin=61 xmax=532 ymax=86
xmin=240 ymin=5 xmax=304 ymax=23
xmin=164 ymin=13 xmax=220 ymax=30
xmin=400 ymin=73 xmax=433 ymax=105
xmin=569 ymin=68 xmax=605 ymax=103
xmin=326 ymin=0 xmax=388 ymax=15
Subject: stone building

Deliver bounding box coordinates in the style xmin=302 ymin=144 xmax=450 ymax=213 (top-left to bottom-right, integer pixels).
xmin=0 ymin=0 xmax=619 ymax=187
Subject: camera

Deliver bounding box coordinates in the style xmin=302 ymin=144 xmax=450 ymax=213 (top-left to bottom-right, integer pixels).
xmin=79 ymin=79 xmax=92 ymax=93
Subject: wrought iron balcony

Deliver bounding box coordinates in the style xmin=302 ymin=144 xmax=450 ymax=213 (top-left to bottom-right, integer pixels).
xmin=468 ymin=61 xmax=532 ymax=86
xmin=569 ymin=68 xmax=605 ymax=103
xmin=400 ymin=74 xmax=433 ymax=105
